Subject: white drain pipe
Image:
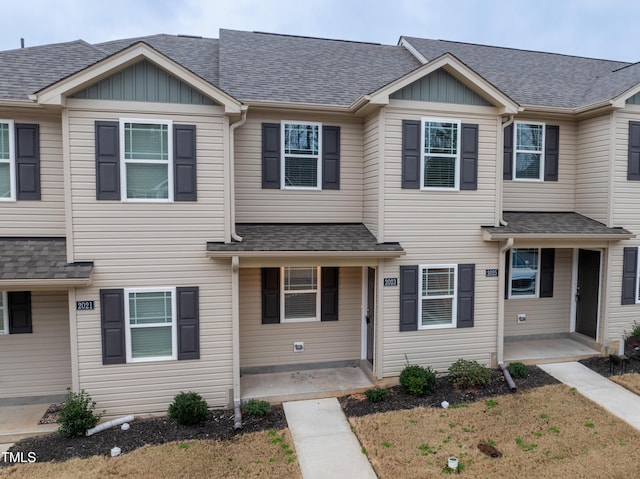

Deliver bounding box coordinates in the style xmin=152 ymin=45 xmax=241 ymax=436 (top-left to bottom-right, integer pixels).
xmin=86 ymin=415 xmax=134 ymax=436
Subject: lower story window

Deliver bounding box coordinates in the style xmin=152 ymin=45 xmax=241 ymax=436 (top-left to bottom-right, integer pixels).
xmin=282 ymin=266 xmax=320 ymax=322
xmin=125 ymin=288 xmax=176 ymax=361
xmin=420 ymin=265 xmax=457 ymax=328
xmin=0 ymin=292 xmax=6 ymax=334
xmin=509 ymin=248 xmax=539 ymax=298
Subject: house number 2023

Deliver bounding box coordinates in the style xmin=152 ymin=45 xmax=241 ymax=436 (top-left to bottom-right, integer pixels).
xmin=76 ymin=301 xmax=95 ymax=311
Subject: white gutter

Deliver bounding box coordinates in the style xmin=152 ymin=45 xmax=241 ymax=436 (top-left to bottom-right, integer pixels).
xmin=497 ymin=237 xmax=514 ymax=364
xmin=499 ymin=116 xmax=515 ymax=226
xmin=229 ymin=107 xmax=248 ymax=242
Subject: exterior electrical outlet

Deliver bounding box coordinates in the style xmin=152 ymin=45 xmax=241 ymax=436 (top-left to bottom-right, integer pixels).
xmin=293 ymin=342 xmax=304 ymax=352
xmin=517 ymin=314 xmax=526 ymax=323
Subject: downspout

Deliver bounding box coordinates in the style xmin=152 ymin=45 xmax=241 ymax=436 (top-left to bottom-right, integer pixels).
xmin=229 ymin=107 xmax=248 ymax=242
xmin=499 ymin=115 xmax=515 ymax=226
xmin=497 ymin=237 xmax=514 ymax=364
xmin=232 ymin=255 xmax=242 ymax=429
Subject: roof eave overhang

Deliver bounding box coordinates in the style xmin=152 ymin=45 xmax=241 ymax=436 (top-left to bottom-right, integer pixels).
xmin=482 ymin=230 xmax=635 ymax=242
xmin=206 ymin=249 xmax=405 ymax=259
xmin=32 ymin=43 xmax=242 ymax=114
xmin=243 ymin=98 xmax=352 ymax=113
xmin=0 ymin=99 xmax=42 ymax=109
xmin=0 ymin=277 xmax=92 ymax=288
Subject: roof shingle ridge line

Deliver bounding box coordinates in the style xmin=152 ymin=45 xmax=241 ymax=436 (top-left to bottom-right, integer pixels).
xmin=250 ymin=30 xmax=382 ymax=46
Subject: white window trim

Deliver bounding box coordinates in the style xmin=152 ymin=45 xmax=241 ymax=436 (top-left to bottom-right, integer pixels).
xmin=124 ymin=287 xmax=177 ymax=362
xmin=513 ymin=121 xmax=545 ymax=182
xmin=281 ymin=120 xmax=323 ymax=191
xmin=119 ymin=119 xmax=174 ymax=202
xmin=280 ymin=266 xmax=321 ymax=323
xmin=636 ymin=247 xmax=640 ymax=304
xmin=420 ymin=118 xmax=461 ymax=191
xmin=0 ymin=119 xmax=16 ymax=202
xmin=418 ymin=264 xmax=457 ymax=330
xmin=508 ymin=248 xmax=541 ymax=299
xmin=0 ymin=291 xmax=8 ymax=334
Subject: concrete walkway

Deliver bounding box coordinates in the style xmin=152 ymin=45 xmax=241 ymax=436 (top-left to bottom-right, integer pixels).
xmin=283 ymin=398 xmax=377 ymax=479
xmin=540 ymin=362 xmax=640 ymax=430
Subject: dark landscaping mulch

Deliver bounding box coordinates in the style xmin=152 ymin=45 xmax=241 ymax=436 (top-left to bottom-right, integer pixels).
xmin=579 ymin=353 xmax=640 ymax=377
xmin=340 ymin=365 xmax=560 ymax=417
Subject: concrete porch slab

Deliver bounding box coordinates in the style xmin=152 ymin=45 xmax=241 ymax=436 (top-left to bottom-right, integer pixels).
xmin=0 ymin=403 xmax=58 ymax=443
xmin=504 ymin=338 xmax=601 ymax=364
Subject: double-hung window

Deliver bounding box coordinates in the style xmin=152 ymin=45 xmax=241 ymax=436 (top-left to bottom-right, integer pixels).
xmin=282 ymin=121 xmax=321 ymax=189
xmin=421 ymin=119 xmax=460 ymax=190
xmin=0 ymin=120 xmax=15 ymax=201
xmin=420 ymin=265 xmax=457 ymax=328
xmin=121 ymin=120 xmax=173 ymax=201
xmin=281 ymin=266 xmax=320 ymax=322
xmin=514 ymin=122 xmax=545 ymax=181
xmin=509 ymin=248 xmax=539 ymax=298
xmin=125 ymin=288 xmax=177 ymax=361
xmin=0 ymin=292 xmax=7 ymax=334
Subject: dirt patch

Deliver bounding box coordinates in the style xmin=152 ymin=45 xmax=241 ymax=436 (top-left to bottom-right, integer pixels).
xmin=610 ymin=373 xmax=640 ymax=396
xmin=349 ymin=384 xmax=640 ymax=479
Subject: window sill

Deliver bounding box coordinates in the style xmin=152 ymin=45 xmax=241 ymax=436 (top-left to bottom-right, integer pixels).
xmin=418 ymin=323 xmax=455 ymax=330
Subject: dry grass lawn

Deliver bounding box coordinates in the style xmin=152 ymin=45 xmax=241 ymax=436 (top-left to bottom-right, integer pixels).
xmin=350 ymin=384 xmax=640 ymax=479
xmin=0 ymin=429 xmax=300 ymax=479
xmin=610 ymin=372 xmax=640 ymax=396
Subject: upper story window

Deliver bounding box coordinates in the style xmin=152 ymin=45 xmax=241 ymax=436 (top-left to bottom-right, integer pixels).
xmin=420 ymin=264 xmax=457 ymax=328
xmin=0 ymin=120 xmax=15 ymax=201
xmin=282 ymin=122 xmax=321 ymax=189
xmin=281 ymin=266 xmax=320 ymax=322
xmin=421 ymin=119 xmax=460 ymax=190
xmin=514 ymin=122 xmax=545 ymax=181
xmin=120 ymin=120 xmax=173 ymax=201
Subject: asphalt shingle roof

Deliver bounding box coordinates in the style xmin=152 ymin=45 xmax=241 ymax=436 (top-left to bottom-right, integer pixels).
xmin=0 ymin=237 xmax=93 ymax=281
xmin=207 ymin=223 xmax=404 ymax=253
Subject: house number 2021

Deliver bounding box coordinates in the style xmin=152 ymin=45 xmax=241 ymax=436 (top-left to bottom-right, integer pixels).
xmin=76 ymin=301 xmax=95 ymax=311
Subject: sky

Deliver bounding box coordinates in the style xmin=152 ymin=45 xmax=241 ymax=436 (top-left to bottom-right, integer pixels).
xmin=0 ymin=0 xmax=637 ymax=62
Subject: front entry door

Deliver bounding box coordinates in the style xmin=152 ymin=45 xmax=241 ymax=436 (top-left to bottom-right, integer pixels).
xmin=575 ymin=249 xmax=601 ymax=339
xmin=366 ymin=268 xmax=375 ymax=364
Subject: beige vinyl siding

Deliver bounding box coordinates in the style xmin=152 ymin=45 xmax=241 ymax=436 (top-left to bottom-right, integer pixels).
xmin=504 ymin=248 xmax=572 ymax=337
xmin=239 ymin=267 xmax=362 ymax=368
xmin=363 ymin=112 xmax=379 ymax=238
xmin=576 ymin=114 xmax=611 ymax=223
xmin=234 ymin=111 xmax=364 ymax=223
xmin=380 ymin=102 xmax=500 ymax=375
xmin=0 ymin=291 xmax=71 ymax=398
xmin=503 ymin=118 xmax=576 ymax=211
xmin=0 ymin=108 xmax=66 ymax=236
xmin=67 ymin=101 xmax=232 ymax=415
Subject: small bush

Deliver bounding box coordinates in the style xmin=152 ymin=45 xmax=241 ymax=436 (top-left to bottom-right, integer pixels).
xmin=168 ymin=391 xmax=209 ymax=425
xmin=399 ymin=364 xmax=437 ymax=395
xmin=364 ymin=388 xmax=388 ymax=402
xmin=57 ymin=388 xmax=103 ymax=438
xmin=243 ymin=399 xmax=271 ymax=416
xmin=507 ymin=361 xmax=528 ymax=379
xmin=627 ymin=320 xmax=640 ymax=338
xmin=448 ymin=359 xmax=491 ymax=388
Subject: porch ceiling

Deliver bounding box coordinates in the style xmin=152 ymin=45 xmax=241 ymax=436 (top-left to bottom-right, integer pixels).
xmin=0 ymin=237 xmax=93 ymax=287
xmin=207 ymin=223 xmax=404 ymax=261
xmin=482 ymin=212 xmax=634 ymax=244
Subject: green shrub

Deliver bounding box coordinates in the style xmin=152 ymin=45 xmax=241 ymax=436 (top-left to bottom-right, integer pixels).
xmin=399 ymin=364 xmax=437 ymax=395
xmin=628 ymin=320 xmax=640 ymax=338
xmin=448 ymin=359 xmax=491 ymax=388
xmin=57 ymin=388 xmax=104 ymax=438
xmin=364 ymin=388 xmax=388 ymax=403
xmin=507 ymin=361 xmax=528 ymax=379
xmin=243 ymin=399 xmax=271 ymax=416
xmin=168 ymin=391 xmax=209 ymax=425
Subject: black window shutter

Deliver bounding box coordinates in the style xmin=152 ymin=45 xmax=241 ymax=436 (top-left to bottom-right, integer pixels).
xmin=262 ymin=268 xmax=280 ymax=324
xmin=177 ymin=287 xmax=199 ymax=360
xmin=622 ymin=247 xmax=638 ymax=305
xmin=402 ymin=120 xmax=420 ymax=189
xmin=539 ymin=248 xmax=555 ymax=298
xmin=457 ymin=264 xmax=475 ymax=328
xmin=262 ymin=123 xmax=281 ymax=189
xmin=503 ymin=123 xmax=513 ymax=180
xmin=322 ymin=126 xmax=340 ymax=190
xmin=174 ymin=124 xmax=197 ymax=201
xmin=505 ymin=250 xmax=511 ymax=300
xmin=544 ymin=125 xmax=559 ymax=181
xmin=628 ymin=121 xmax=640 ymax=180
xmin=15 ymin=124 xmax=40 ymax=200
xmin=460 ymin=123 xmax=478 ymax=190
xmin=100 ymin=289 xmax=126 ymax=364
xmin=8 ymin=291 xmax=32 ymax=334
xmin=95 ymin=121 xmax=120 ymax=200
xmin=399 ymin=265 xmax=418 ymax=331
xmin=321 ymin=267 xmax=339 ymax=321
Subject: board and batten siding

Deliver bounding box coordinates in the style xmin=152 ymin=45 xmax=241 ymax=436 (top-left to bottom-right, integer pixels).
xmin=575 ymin=114 xmax=612 ymax=224
xmin=363 ymin=112 xmax=379 ymax=238
xmin=0 ymin=108 xmax=66 ymax=236
xmin=0 ymin=291 xmax=71 ymax=398
xmin=504 ymin=248 xmax=572 ymax=337
xmin=239 ymin=267 xmax=362 ymax=368
xmin=503 ymin=117 xmax=576 ymax=211
xmin=380 ymin=102 xmax=500 ymax=375
xmin=66 ymin=100 xmax=232 ymax=415
xmin=234 ymin=111 xmax=364 ymax=223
